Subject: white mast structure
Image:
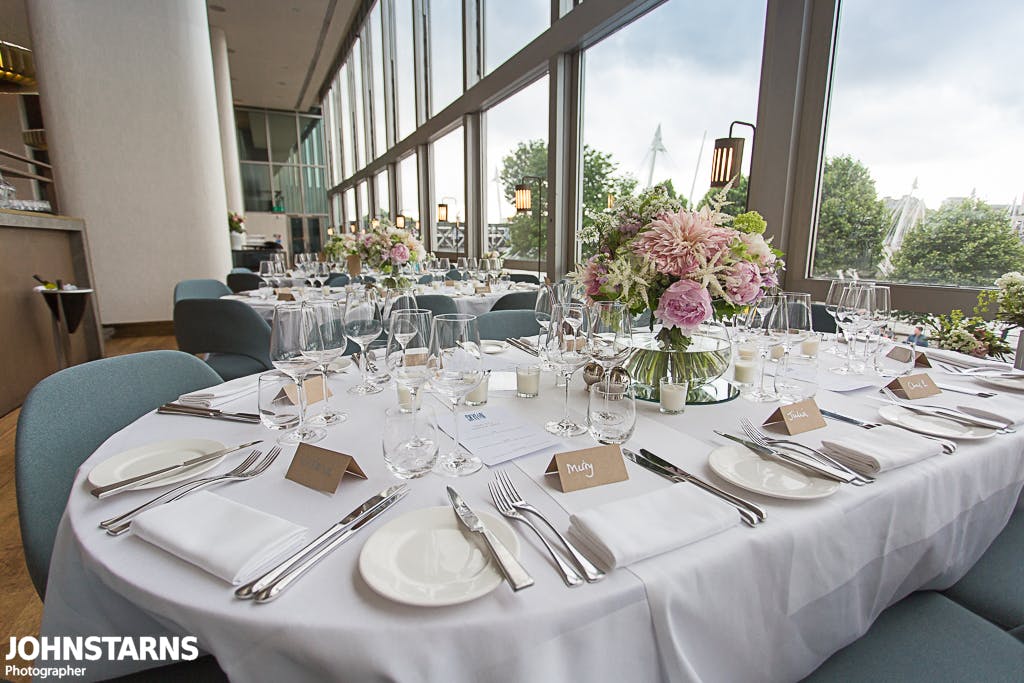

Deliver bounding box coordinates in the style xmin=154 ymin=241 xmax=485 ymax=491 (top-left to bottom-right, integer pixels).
xmin=639 ymin=124 xmax=668 ymax=189
xmin=879 ymin=177 xmax=927 ymax=275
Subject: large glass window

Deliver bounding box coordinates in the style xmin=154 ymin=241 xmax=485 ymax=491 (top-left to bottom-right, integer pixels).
xmin=241 ymin=164 xmax=272 ymax=211
xmin=359 ymin=181 xmax=370 ymax=230
xmin=376 ymin=170 xmax=390 ymax=220
xmin=268 ymin=113 xmax=300 ymax=164
xmin=428 ymin=0 xmax=463 ymax=116
xmin=345 ymin=188 xmax=356 ymax=230
xmin=398 ymin=152 xmax=420 ymax=238
xmin=300 ymin=117 xmax=324 ymax=166
xmin=483 ymin=0 xmax=548 ymax=75
xmin=394 ymin=0 xmax=416 ymax=141
xmin=368 ymin=2 xmax=388 ymax=156
xmin=324 ymin=87 xmax=341 ymax=185
xmin=338 ymin=63 xmax=353 ymax=177
xmin=235 ymin=110 xmax=269 ymax=162
xmin=431 ymin=126 xmax=465 ymax=252
xmin=351 ymin=38 xmax=366 ymax=169
xmin=811 ymin=0 xmax=1024 ymax=287
xmin=484 ymin=76 xmax=548 ymax=262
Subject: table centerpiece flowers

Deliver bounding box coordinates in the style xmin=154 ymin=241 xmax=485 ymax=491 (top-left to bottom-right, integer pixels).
xmin=228 ymin=211 xmax=246 ymax=250
xmin=324 ymin=220 xmax=426 ymax=287
xmin=573 ymin=184 xmax=784 ymax=400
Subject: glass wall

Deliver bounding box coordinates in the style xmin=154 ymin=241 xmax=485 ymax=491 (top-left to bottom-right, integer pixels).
xmin=368 ymin=2 xmax=387 ymax=156
xmin=375 ymin=170 xmax=390 ymax=220
xmin=398 ymin=152 xmax=420 ymax=238
xmin=432 ymin=126 xmax=465 ymax=253
xmin=428 ymin=0 xmax=463 ymax=116
xmin=483 ymin=0 xmax=548 ymax=75
xmin=394 ymin=0 xmax=416 ymax=141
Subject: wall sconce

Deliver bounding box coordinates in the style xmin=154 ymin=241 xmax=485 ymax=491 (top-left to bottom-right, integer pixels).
xmin=710 ymin=120 xmax=755 ymax=189
xmin=327 ymin=226 xmax=335 ymax=237
xmin=395 ymin=215 xmax=405 ymax=228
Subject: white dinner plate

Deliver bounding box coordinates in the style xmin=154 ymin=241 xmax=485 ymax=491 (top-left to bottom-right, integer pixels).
xmin=480 ymin=340 xmax=509 ymax=354
xmin=87 ymin=438 xmax=227 ymax=491
xmin=359 ymin=506 xmax=520 ymax=607
xmin=707 ymin=445 xmax=840 ymax=500
xmin=877 ymin=404 xmax=997 ymax=440
xmin=972 ymin=375 xmax=1024 ymax=392
xmin=327 ymin=357 xmax=353 ymax=373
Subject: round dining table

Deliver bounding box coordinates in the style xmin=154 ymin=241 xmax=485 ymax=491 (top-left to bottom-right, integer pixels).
xmin=41 ymin=344 xmax=1024 ymax=681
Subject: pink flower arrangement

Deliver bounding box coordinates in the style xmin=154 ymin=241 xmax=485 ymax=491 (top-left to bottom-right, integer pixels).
xmin=389 ymin=243 xmax=410 ymax=265
xmin=655 ymin=279 xmax=713 ymax=335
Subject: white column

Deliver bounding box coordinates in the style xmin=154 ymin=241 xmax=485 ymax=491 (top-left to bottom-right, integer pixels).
xmin=210 ymin=27 xmax=244 ymax=214
xmin=27 ymin=0 xmax=232 ymax=324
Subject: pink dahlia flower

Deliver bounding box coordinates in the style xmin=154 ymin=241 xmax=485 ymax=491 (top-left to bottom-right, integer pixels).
xmin=655 ymin=279 xmax=712 ymax=335
xmin=633 ymin=210 xmax=734 ymax=277
xmin=722 ymin=260 xmax=763 ymax=305
xmin=389 ymin=243 xmax=410 ymax=264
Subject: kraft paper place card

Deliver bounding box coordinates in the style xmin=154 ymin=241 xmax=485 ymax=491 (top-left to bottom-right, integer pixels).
xmin=915 ymin=352 xmax=932 ymax=368
xmin=285 ymin=443 xmax=366 ymax=494
xmin=276 ymin=288 xmax=295 ymax=302
xmin=885 ymin=347 xmax=931 ymax=368
xmin=475 ymin=285 xmax=492 ymax=295
xmin=444 ymin=279 xmax=456 ymax=287
xmin=887 ymin=373 xmax=941 ymax=399
xmin=544 ymin=444 xmax=628 ymax=493
xmin=763 ymin=398 xmax=827 ymax=435
xmin=280 ymin=374 xmax=332 ymax=406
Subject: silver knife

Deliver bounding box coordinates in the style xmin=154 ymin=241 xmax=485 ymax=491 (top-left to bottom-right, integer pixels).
xmin=447 ymin=486 xmax=534 ymax=592
xmin=89 ymin=440 xmax=263 ymax=498
xmin=253 ymin=487 xmax=410 ymax=603
xmin=158 ymin=403 xmax=261 ymax=423
xmin=623 ymin=449 xmax=761 ymax=526
xmin=236 ymin=484 xmax=408 ymax=599
xmin=898 ymin=404 xmax=1007 ymax=431
xmin=714 ymin=432 xmax=858 ymax=484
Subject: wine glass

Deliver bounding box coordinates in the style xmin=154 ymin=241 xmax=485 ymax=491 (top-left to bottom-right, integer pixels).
xmin=382 ymin=287 xmax=419 ymax=338
xmin=823 ymin=280 xmax=848 ymax=355
xmin=344 ymin=289 xmax=384 ymax=394
xmin=779 ymin=292 xmax=812 ymax=352
xmin=742 ymin=295 xmax=784 ymax=402
xmin=545 ymin=302 xmax=590 ymax=436
xmin=587 ymin=301 xmax=633 ymax=377
xmin=438 ymin=257 xmax=451 ymax=279
xmin=457 ymin=257 xmax=469 ymax=281
xmin=303 ymin=300 xmax=349 ymax=426
xmin=467 ymin=257 xmax=480 ymax=281
xmin=269 ymin=304 xmax=326 ymax=444
xmin=833 ymin=283 xmax=874 ymax=375
xmin=535 ymin=285 xmax=556 ymax=370
xmin=258 ymin=261 xmax=276 ymax=299
xmin=427 ymin=314 xmax=484 ymax=476
xmin=386 ymin=310 xmax=433 ymax=439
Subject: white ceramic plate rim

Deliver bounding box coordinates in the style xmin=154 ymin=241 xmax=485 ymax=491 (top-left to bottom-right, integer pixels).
xmin=877 ymin=404 xmax=997 ymax=440
xmin=359 ymin=506 xmax=520 ymax=607
xmin=973 ymin=375 xmax=1024 ymax=392
xmin=87 ymin=438 xmax=226 ymax=490
xmin=481 ymin=340 xmax=509 ymax=354
xmin=707 ymin=445 xmax=840 ymax=500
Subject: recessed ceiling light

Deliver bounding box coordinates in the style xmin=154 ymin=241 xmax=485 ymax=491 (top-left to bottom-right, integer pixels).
xmin=209 ymin=4 xmax=226 ymax=12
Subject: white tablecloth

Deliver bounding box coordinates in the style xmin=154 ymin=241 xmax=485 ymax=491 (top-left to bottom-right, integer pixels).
xmin=41 ymin=347 xmax=1024 ymax=681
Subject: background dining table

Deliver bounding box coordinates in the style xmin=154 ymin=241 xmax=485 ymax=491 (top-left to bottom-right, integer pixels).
xmin=41 ymin=345 xmax=1024 ymax=682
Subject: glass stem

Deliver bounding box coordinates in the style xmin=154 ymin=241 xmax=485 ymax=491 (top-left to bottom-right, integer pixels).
xmin=757 ymin=349 xmax=770 ymax=394
xmin=451 ymin=398 xmax=462 ymax=459
xmin=845 ymin=328 xmax=855 ymax=371
xmin=562 ymin=371 xmax=571 ymax=423
xmin=321 ymin=363 xmax=332 ymax=412
xmin=359 ymin=343 xmax=368 ymax=385
xmin=295 ymin=377 xmax=308 ymax=437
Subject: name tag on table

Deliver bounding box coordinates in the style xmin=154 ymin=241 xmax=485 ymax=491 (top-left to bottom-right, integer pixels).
xmin=886 ymin=346 xmax=932 ymax=368
xmin=887 ymin=372 xmax=941 ymax=399
xmin=763 ymin=398 xmax=827 ymax=435
xmin=475 ymin=285 xmax=492 ymax=294
xmin=285 ymin=443 xmax=366 ymax=494
xmin=544 ymin=445 xmax=629 ymax=493
xmin=276 ymin=288 xmax=295 ymax=301
xmin=437 ymin=406 xmax=559 ymax=466
xmin=278 ymin=374 xmax=332 ymax=405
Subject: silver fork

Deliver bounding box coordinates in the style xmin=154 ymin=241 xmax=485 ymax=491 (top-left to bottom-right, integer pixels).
xmin=102 ymin=447 xmax=282 ymax=535
xmin=739 ymin=419 xmax=874 ymax=485
xmin=880 ymin=387 xmax=1011 ymax=433
xmin=495 ymin=470 xmax=605 ymax=582
xmin=488 ymin=482 xmax=583 ymax=587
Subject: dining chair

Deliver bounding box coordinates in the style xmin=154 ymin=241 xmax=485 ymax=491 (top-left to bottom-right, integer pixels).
xmin=508 ymin=273 xmax=541 ymax=284
xmin=444 ymin=269 xmax=463 ymax=281
xmin=801 ymin=591 xmax=1024 ymax=681
xmin=490 ymin=291 xmax=537 ymax=311
xmin=173 ymin=298 xmax=273 ymax=380
xmin=414 ymin=294 xmax=457 ymax=317
xmin=173 ymin=279 xmax=232 ymax=303
xmin=229 ymin=266 xmax=253 ymax=274
xmin=226 ymin=272 xmax=262 ymax=293
xmin=476 ymin=310 xmax=538 ymax=340
xmin=811 ymin=302 xmax=837 ymax=333
xmin=327 ymin=273 xmax=350 ymax=287
xmin=418 ymin=274 xmax=434 ymax=285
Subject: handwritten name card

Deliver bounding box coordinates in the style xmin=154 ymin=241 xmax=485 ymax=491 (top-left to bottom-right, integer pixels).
xmin=276 ymin=288 xmax=295 ymax=301
xmin=763 ymin=398 xmax=827 ymax=435
xmin=885 ymin=347 xmax=931 ymax=368
xmin=887 ymin=372 xmax=941 ymax=399
xmin=279 ymin=374 xmax=332 ymax=406
xmin=544 ymin=444 xmax=628 ymax=492
xmin=474 ymin=285 xmax=492 ymax=295
xmin=285 ymin=443 xmax=366 ymax=494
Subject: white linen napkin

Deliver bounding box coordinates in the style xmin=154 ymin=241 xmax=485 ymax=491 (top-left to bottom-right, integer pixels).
xmin=923 ymin=347 xmax=1013 ymax=371
xmin=820 ymin=425 xmax=943 ymax=475
xmin=132 ymin=491 xmax=308 ymax=584
xmin=178 ymin=375 xmax=259 ymax=408
xmin=567 ymin=486 xmax=736 ymax=570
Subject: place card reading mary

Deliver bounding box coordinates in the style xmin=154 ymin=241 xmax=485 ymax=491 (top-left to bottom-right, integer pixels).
xmin=545 ymin=444 xmax=629 ymax=493
xmin=887 ymin=372 xmax=941 ymax=399
xmin=285 ymin=443 xmax=366 ymax=494
xmin=763 ymin=398 xmax=826 ymax=435
xmin=279 ymin=375 xmax=331 ymax=406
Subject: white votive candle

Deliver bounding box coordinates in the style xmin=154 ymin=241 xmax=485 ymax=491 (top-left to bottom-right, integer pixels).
xmin=733 ymin=360 xmax=758 ymax=385
xmin=770 ymin=344 xmax=785 ymax=360
xmin=800 ymin=336 xmax=820 ymax=357
xmin=659 ymin=378 xmax=688 ymax=415
xmin=737 ymin=344 xmax=756 ymax=361
xmin=466 ymin=374 xmax=489 ymax=406
xmin=516 ymin=365 xmax=541 ymax=398
xmin=396 ymin=385 xmax=422 ymax=412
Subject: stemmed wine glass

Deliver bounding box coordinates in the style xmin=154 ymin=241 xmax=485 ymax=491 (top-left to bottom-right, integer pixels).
xmin=545 ymin=302 xmax=590 ymax=436
xmin=778 ymin=292 xmax=812 ymax=352
xmin=587 ymin=301 xmax=633 ymax=379
xmin=438 ymin=257 xmax=451 ymax=281
xmin=427 ymin=314 xmax=484 ymax=476
xmin=742 ymin=295 xmax=785 ymax=402
xmin=344 ymin=289 xmax=384 ymax=394
xmin=534 ymin=285 xmax=556 ymax=370
xmin=269 ymin=304 xmax=326 ymax=444
xmin=833 ymin=283 xmax=874 ymax=375
xmin=258 ymin=260 xmax=276 ymax=298
xmin=382 ymin=288 xmax=419 ymax=336
xmin=457 ymin=257 xmax=469 ymax=281
xmin=303 ymin=299 xmax=349 ymax=426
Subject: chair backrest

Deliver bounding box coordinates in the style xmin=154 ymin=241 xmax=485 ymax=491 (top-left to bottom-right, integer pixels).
xmin=327 ymin=273 xmax=351 ymax=287
xmin=415 ymin=294 xmax=458 ymax=317
xmin=811 ymin=302 xmax=836 ymax=333
xmin=418 ymin=274 xmax=434 ymax=285
xmin=445 ymin=269 xmax=463 ymax=281
xmin=508 ymin=273 xmax=540 ymax=284
xmin=173 ymin=279 xmax=232 ymax=302
xmin=476 ymin=310 xmax=539 ymax=340
xmin=229 ymin=267 xmax=254 ymax=274
xmin=173 ymin=298 xmax=273 ymax=367
xmin=490 ymin=291 xmax=538 ymax=311
xmin=15 ymin=351 xmax=221 ymax=598
xmin=226 ymin=272 xmax=263 ymax=293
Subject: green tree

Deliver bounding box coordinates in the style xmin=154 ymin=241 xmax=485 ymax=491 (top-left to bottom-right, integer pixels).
xmin=890 ymin=197 xmax=1024 ymax=286
xmin=698 ymin=175 xmax=748 ymax=216
xmin=498 ymin=140 xmax=636 ymax=258
xmin=812 ymin=156 xmax=890 ymax=278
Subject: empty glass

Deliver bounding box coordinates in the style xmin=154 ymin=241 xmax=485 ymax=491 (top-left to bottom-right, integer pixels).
xmin=258 ymin=371 xmax=300 ymax=436
xmin=269 ymin=304 xmax=325 ymax=444
xmin=742 ymin=296 xmax=784 ymax=402
xmin=588 ymin=382 xmax=636 ymax=445
xmin=545 ymin=302 xmax=590 ymax=436
xmin=344 ymin=289 xmax=384 ymax=394
xmin=258 ymin=261 xmax=276 ymax=298
xmin=428 ymin=314 xmax=484 ymax=476
xmin=382 ymin=407 xmax=439 ymax=479
xmin=303 ymin=300 xmax=349 ymax=426
xmin=874 ymin=340 xmax=916 ymax=377
xmin=774 ymin=354 xmax=819 ymax=403
xmin=588 ymin=301 xmax=633 ymax=375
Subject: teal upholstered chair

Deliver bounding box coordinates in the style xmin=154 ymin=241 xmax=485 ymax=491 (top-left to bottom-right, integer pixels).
xmin=226 ymin=271 xmax=262 ymax=293
xmin=173 ymin=298 xmax=273 ymax=380
xmin=943 ymin=499 xmax=1024 ymax=641
xmin=415 ymin=294 xmax=458 ymax=317
xmin=811 ymin=302 xmax=837 ymax=333
xmin=327 ymin=273 xmax=350 ymax=287
xmin=418 ymin=274 xmax=434 ymax=285
xmin=490 ymin=291 xmax=537 ymax=311
xmin=229 ymin=267 xmax=253 ymax=274
xmin=477 ymin=310 xmax=538 ymax=340
xmin=445 ymin=269 xmax=463 ymax=281
xmin=801 ymin=592 xmax=1024 ymax=682
xmin=15 ymin=350 xmax=228 ymax=678
xmin=508 ymin=273 xmax=540 ymax=284
xmin=173 ymin=279 xmax=231 ymax=302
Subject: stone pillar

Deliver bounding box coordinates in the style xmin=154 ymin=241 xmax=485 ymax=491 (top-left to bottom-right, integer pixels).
xmin=210 ymin=27 xmax=244 ymax=215
xmin=27 ymin=0 xmax=232 ymax=323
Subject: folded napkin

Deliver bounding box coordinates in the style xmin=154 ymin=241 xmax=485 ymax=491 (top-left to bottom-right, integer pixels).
xmin=132 ymin=491 xmax=308 ymax=584
xmin=923 ymin=347 xmax=1012 ymax=371
xmin=820 ymin=425 xmax=943 ymax=475
xmin=178 ymin=375 xmax=259 ymax=408
xmin=567 ymin=486 xmax=736 ymax=570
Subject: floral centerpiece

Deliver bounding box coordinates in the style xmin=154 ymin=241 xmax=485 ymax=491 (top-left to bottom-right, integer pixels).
xmin=925 ymin=309 xmax=1011 ymax=359
xmin=324 ymin=219 xmax=426 ymax=287
xmin=574 ymin=184 xmax=784 ymax=399
xmin=228 ymin=212 xmax=246 ymax=249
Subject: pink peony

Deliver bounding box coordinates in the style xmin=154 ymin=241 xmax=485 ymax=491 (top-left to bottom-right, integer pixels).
xmin=389 ymin=243 xmax=410 ymax=264
xmin=655 ymin=279 xmax=713 ymax=335
xmin=722 ymin=260 xmax=763 ymax=305
xmin=633 ymin=210 xmax=735 ymax=277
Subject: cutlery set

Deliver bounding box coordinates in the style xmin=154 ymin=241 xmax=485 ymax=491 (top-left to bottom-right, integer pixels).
xmin=157 ymin=402 xmax=261 ymax=423
xmin=505 ymin=337 xmax=539 ymax=356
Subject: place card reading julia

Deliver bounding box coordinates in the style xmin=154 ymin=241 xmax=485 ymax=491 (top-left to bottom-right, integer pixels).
xmin=887 ymin=372 xmax=941 ymax=399
xmin=544 ymin=444 xmax=629 ymax=493
xmin=280 ymin=374 xmax=332 ymax=405
xmin=763 ymin=398 xmax=827 ymax=435
xmin=285 ymin=443 xmax=366 ymax=494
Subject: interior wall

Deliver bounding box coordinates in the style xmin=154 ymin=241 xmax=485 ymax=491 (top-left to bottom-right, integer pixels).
xmin=0 ymin=95 xmax=34 ymax=198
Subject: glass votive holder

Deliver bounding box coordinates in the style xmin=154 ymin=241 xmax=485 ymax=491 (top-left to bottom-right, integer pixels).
xmin=382 ymin=407 xmax=439 ymax=479
xmin=465 ymin=373 xmax=489 ymax=406
xmin=659 ymin=377 xmax=688 ymax=415
xmin=733 ymin=357 xmax=759 ymax=386
xmin=799 ymin=332 xmax=822 ymax=358
xmin=516 ymin=364 xmax=541 ymax=398
xmin=396 ymin=384 xmax=424 ymax=412
xmin=736 ymin=343 xmax=757 ymax=362
xmin=257 ymin=371 xmax=300 ymax=434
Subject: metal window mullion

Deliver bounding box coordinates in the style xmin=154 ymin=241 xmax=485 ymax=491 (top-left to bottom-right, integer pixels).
xmin=547 ymin=51 xmax=580 ymax=280
xmin=464 ymin=112 xmax=483 ymax=258
xmin=381 ymin=0 xmax=398 ymax=151
xmin=416 ymin=0 xmax=430 ymax=125
xmin=387 ymin=162 xmax=399 ymax=220
xmin=420 ymin=141 xmax=434 ymax=247
xmin=360 ymin=25 xmax=377 ymax=164
xmin=465 ymin=0 xmax=481 ymax=88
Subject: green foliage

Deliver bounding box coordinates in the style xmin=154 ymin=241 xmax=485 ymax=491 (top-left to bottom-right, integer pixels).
xmin=922 ymin=308 xmax=1011 ymax=359
xmin=698 ymin=175 xmax=748 ymax=216
xmin=890 ymin=197 xmax=1024 ymax=287
xmin=812 ymin=156 xmax=889 ymax=278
